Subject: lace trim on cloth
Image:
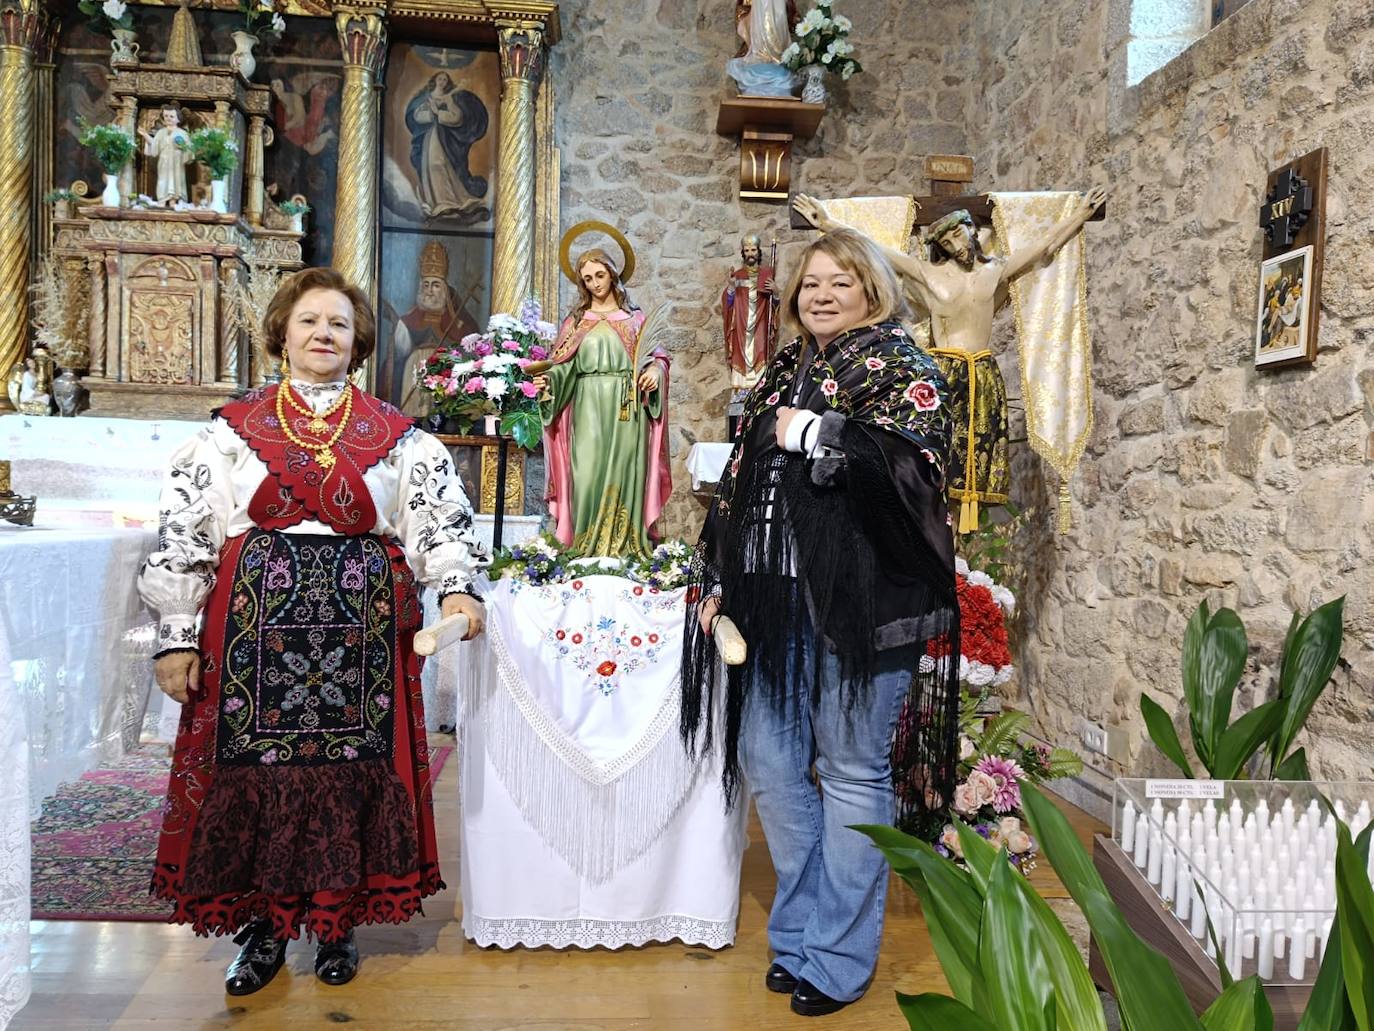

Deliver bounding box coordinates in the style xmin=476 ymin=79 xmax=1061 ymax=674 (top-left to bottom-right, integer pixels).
xmin=458 ymin=613 xmax=702 ymax=885
xmin=462 ymin=913 xmax=736 ymax=951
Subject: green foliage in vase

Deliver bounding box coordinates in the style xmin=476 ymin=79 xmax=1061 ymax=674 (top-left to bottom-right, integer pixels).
xmin=187 ymin=127 xmax=240 ymax=180
xmin=1141 ymin=597 xmax=1343 ymax=781
xmin=77 ymin=121 xmax=135 ymax=175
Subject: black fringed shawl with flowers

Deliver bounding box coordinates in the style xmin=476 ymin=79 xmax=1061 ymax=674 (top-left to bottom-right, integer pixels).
xmin=681 ymin=320 xmax=961 ymax=835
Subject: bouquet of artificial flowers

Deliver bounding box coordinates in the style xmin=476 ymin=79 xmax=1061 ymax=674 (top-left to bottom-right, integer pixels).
xmin=628 ymin=539 xmax=693 ymax=591
xmin=487 ymin=532 xmax=569 ymax=586
xmin=419 ymin=299 xmax=556 ymax=448
xmin=780 ymin=0 xmax=861 ymax=80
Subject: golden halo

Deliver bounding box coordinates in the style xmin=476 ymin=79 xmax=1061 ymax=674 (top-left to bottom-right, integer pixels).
xmin=559 ymin=220 xmax=636 ymax=286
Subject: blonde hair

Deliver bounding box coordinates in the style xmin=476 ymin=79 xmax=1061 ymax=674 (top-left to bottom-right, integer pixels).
xmin=780 ymin=227 xmax=910 ymax=340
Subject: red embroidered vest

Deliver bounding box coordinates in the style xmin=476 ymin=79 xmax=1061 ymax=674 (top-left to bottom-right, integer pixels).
xmin=218 ymin=384 xmax=414 ymax=535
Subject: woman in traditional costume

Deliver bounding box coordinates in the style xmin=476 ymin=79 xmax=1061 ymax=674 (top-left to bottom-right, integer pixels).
xmin=138 ymin=267 xmax=487 ymax=994
xmin=535 ymin=246 xmax=672 ymax=560
xmin=681 ymin=229 xmax=961 ymax=1017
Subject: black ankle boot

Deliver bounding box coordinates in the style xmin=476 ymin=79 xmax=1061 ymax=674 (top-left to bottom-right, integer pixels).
xmin=315 ymin=930 xmax=359 ymax=986
xmin=224 ymin=920 xmax=288 ymax=996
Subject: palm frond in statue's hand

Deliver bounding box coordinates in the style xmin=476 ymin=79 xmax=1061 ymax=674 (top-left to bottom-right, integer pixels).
xmin=636 ymin=303 xmax=670 ymax=361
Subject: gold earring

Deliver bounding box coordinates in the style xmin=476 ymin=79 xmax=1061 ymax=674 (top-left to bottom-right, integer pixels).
xmin=281 ymin=352 xmax=290 ymax=379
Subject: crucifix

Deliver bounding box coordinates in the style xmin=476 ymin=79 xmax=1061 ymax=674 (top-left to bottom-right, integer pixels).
xmin=790 ymin=158 xmax=1107 ymax=534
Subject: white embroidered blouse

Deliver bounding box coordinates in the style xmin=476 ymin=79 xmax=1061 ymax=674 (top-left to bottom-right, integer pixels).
xmin=137 ymin=379 xmax=489 ymax=652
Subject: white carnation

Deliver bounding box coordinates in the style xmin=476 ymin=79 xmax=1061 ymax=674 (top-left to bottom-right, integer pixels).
xmin=102 ymin=0 xmax=127 ymax=20
xmin=484 ymin=377 xmax=509 ymax=399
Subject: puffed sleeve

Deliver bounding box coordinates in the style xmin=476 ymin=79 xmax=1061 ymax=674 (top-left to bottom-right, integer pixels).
xmin=391 ymin=428 xmax=489 ymax=596
xmin=136 ymin=419 xmax=238 ymax=654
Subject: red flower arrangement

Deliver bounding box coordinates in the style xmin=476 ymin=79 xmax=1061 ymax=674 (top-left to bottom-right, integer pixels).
xmin=924 ymin=558 xmax=1015 ymax=688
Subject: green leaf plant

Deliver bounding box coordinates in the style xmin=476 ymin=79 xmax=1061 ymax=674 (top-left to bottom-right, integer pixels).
xmin=856 ymin=779 xmax=1374 ymax=1031
xmin=1141 ymin=597 xmax=1344 ymax=782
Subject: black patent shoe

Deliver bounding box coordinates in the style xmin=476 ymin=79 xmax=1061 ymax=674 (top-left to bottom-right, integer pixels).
xmin=315 ymin=930 xmax=359 ymax=986
xmin=224 ymin=920 xmax=288 ymax=996
xmin=765 ymin=963 xmax=799 ymax=994
xmin=791 ymin=978 xmax=854 ymax=1017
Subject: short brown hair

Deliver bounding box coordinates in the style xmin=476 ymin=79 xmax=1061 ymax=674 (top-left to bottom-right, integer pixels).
xmin=780 ymin=228 xmax=910 ymax=340
xmin=262 ymin=266 xmax=376 ymax=371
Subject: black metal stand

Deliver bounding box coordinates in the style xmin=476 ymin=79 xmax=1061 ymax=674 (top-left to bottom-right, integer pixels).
xmin=492 ymin=434 xmax=510 ymax=550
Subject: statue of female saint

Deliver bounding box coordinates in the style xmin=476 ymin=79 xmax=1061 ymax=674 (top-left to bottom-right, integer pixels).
xmin=534 ymin=246 xmax=672 ymax=560
xmin=726 ymin=0 xmax=799 ymax=97
xmin=140 ymin=106 xmax=193 ymax=205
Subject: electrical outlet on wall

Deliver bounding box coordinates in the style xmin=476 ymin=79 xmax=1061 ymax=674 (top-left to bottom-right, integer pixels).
xmin=1077 ymin=717 xmax=1108 ymax=755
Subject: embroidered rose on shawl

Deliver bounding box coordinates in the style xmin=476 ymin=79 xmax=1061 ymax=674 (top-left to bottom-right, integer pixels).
xmin=905 ymin=381 xmax=941 ymax=411
xmin=765 ymin=391 xmax=781 ymax=405
xmin=821 ymin=378 xmax=839 ymax=397
xmin=865 ymin=357 xmax=886 ymax=371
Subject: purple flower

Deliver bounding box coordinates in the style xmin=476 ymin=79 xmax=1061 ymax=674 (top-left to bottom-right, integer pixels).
xmin=261 ymin=748 xmax=279 ymax=765
xmin=530 ymin=345 xmax=548 ymax=361
xmin=474 ymin=341 xmax=494 ymax=357
xmin=376 ymin=694 xmax=391 ymax=710
xmin=973 ymin=755 xmax=1025 ymax=813
xmin=519 ymin=298 xmax=543 ymax=327
xmin=223 ymin=697 xmax=245 ymax=713
xmin=343 ymin=745 xmax=359 ymax=760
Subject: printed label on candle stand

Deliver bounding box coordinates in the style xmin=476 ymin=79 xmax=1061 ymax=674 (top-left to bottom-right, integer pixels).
xmin=1145 ymin=779 xmax=1226 ymax=800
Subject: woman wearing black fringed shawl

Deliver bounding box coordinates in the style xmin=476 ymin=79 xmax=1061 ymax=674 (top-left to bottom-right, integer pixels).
xmin=681 ymin=229 xmax=960 ymax=1017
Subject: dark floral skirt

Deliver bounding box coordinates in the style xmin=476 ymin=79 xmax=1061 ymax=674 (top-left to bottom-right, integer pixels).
xmin=151 ymin=529 xmax=443 ymax=942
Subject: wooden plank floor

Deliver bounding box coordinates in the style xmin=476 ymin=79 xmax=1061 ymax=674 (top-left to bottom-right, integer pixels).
xmin=14 ymin=740 xmax=1101 ymax=1029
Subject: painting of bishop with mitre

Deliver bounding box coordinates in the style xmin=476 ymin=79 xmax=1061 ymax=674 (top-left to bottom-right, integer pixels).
xmin=393 ymin=240 xmax=479 ymax=416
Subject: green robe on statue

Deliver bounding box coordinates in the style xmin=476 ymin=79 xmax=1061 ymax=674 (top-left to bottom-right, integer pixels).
xmin=542 ymin=309 xmax=672 ymax=560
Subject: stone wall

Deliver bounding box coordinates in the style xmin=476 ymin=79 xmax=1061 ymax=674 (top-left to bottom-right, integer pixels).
xmin=967 ymin=0 xmax=1374 ymax=787
xmin=549 ymin=0 xmax=975 ymax=541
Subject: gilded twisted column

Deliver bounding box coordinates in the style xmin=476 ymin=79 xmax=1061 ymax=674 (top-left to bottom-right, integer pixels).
xmin=490 ymin=22 xmax=547 ymax=317
xmin=0 ymin=0 xmax=45 ymax=409
xmin=332 ymin=7 xmax=385 ymax=303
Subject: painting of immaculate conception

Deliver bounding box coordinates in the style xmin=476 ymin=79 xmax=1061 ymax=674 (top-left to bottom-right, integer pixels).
xmin=382 ymin=44 xmax=499 ymax=229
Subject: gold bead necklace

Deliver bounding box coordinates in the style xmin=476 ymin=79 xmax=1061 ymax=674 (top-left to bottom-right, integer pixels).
xmin=276 ymin=381 xmax=354 ymax=470
xmin=281 ymin=378 xmax=350 ymax=434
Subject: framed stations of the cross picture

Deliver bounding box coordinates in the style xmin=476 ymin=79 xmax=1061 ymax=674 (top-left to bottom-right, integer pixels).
xmin=1254 ymin=148 xmax=1327 ymax=370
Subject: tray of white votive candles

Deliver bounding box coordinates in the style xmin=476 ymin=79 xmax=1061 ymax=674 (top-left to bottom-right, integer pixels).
xmin=1112 ymin=778 xmax=1373 ymax=987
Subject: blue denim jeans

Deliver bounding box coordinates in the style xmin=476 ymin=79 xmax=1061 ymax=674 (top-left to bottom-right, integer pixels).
xmin=738 ymin=610 xmax=917 ymax=1002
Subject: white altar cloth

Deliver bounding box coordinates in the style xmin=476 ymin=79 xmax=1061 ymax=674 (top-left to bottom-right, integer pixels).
xmin=0 ymin=521 xmax=157 ymax=812
xmin=0 ymin=624 xmax=30 ymax=1031
xmin=685 ymin=441 xmax=735 ymax=491
xmin=447 ymin=575 xmax=746 ymax=949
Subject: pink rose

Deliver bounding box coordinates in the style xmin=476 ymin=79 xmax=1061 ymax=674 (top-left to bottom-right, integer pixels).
xmin=940 ymin=824 xmax=964 ymax=858
xmin=464 ymin=377 xmax=486 ymax=394
xmin=531 ymin=345 xmax=549 ymax=360
xmin=953 ymin=782 xmax=980 ymax=816
xmin=904 ymin=381 xmax=940 ymax=411
xmin=519 ymin=380 xmax=540 ymax=398
xmin=503 ymin=339 xmax=521 ymax=351
xmin=821 ymin=378 xmax=838 ymax=397
xmin=444 ymin=381 xmax=459 ymax=396
xmin=865 ymin=356 xmax=885 ymax=371
xmin=765 ymin=391 xmax=781 ymax=406
xmin=473 ymin=341 xmax=494 ymax=357
xmin=967 ymin=769 xmax=998 ymax=808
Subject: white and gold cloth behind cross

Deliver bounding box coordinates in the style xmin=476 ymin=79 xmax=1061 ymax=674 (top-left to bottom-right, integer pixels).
xmin=990 ymin=191 xmax=1094 ymax=533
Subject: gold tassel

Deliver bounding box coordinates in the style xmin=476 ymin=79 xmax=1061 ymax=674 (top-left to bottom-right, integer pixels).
xmin=959 ymin=496 xmax=978 ymax=534
xmin=1057 ymin=480 xmax=1072 ymax=534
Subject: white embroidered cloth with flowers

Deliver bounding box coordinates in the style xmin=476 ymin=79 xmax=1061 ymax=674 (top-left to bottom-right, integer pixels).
xmin=449 ymin=572 xmax=747 ymax=949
